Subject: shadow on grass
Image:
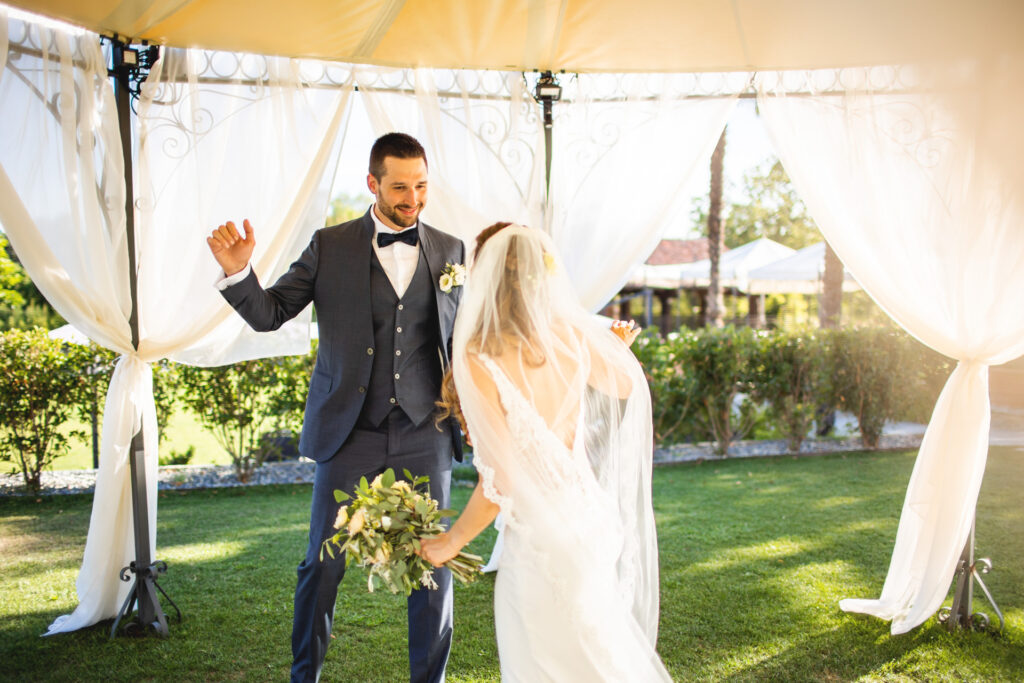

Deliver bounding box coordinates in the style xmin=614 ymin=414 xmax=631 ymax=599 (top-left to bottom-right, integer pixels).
xmin=653 ymin=448 xmax=1024 ymax=681
xmin=3 ymin=450 xmax=1022 ymax=681
xmin=0 ymin=483 xmax=499 ymax=682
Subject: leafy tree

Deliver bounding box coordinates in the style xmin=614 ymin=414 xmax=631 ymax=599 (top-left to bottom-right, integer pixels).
xmin=0 ymin=234 xmax=27 ymax=308
xmin=0 ymin=234 xmax=65 ymax=331
xmin=724 ymin=159 xmax=820 ymax=249
xmin=0 ymin=328 xmax=91 ymax=492
xmin=691 ymin=157 xmax=820 ymax=250
xmin=178 ymin=355 xmax=309 ymax=481
xmin=326 ymin=192 xmax=372 ymax=226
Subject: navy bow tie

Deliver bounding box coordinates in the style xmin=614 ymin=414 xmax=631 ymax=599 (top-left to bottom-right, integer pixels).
xmin=377 ymin=228 xmax=419 ymax=248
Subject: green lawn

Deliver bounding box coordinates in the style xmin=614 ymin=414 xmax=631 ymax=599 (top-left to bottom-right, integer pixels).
xmin=2 ymin=448 xmax=1022 ymax=681
xmin=50 ymin=411 xmax=231 ymax=470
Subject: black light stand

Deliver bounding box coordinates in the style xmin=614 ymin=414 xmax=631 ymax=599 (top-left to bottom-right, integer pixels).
xmin=105 ymin=35 xmax=180 ymax=638
xmin=936 ymin=517 xmax=1003 ymax=633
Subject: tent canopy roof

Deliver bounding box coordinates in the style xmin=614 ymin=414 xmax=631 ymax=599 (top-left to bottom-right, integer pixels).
xmin=678 ymin=237 xmax=795 ymax=286
xmin=8 ymin=0 xmax=1023 ymax=73
xmin=747 ymin=241 xmax=861 ymax=295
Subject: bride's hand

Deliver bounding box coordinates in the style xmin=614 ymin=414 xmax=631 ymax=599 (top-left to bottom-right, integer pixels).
xmin=611 ymin=319 xmax=641 ymax=346
xmin=418 ymin=532 xmax=461 ymax=567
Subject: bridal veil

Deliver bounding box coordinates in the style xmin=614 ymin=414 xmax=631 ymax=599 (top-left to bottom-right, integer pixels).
xmin=451 ymin=225 xmax=663 ymax=668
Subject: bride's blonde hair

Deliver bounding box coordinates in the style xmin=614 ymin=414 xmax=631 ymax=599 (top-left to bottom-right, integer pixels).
xmin=436 ymin=220 xmax=547 ymax=432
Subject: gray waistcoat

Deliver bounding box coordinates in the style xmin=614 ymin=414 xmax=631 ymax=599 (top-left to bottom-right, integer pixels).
xmin=359 ymin=248 xmax=442 ymax=427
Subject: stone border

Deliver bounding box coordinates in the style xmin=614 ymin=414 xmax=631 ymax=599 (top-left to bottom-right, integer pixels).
xmin=0 ymin=434 xmax=926 ymax=497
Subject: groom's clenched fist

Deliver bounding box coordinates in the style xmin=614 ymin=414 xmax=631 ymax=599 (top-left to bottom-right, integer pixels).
xmin=207 ymin=219 xmax=255 ymax=276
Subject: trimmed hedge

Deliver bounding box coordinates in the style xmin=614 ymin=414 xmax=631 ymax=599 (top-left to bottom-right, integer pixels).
xmin=0 ymin=327 xmax=953 ymax=487
xmin=634 ymin=325 xmax=952 ymax=453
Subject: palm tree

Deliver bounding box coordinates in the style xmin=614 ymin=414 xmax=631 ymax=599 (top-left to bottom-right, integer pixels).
xmin=820 ymin=242 xmax=843 ymax=328
xmin=706 ymin=128 xmax=726 ymax=327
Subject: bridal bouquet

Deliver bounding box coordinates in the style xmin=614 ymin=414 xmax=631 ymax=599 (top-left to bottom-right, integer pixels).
xmin=320 ymin=468 xmax=483 ymax=595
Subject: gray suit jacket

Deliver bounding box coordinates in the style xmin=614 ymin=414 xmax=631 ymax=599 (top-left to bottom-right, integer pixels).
xmin=220 ymin=209 xmax=466 ymax=462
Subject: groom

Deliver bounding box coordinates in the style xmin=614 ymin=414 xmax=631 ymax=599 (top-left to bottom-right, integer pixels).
xmin=206 ymin=133 xmax=464 ymax=683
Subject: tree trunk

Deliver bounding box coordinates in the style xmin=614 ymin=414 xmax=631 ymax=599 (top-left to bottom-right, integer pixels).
xmin=707 ymin=128 xmax=726 ymax=328
xmin=657 ymin=291 xmax=674 ymax=333
xmin=748 ymin=293 xmax=766 ymax=329
xmin=820 ymin=242 xmax=843 ymax=329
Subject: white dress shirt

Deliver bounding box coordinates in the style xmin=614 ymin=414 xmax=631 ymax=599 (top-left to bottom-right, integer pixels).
xmin=369 ymin=205 xmax=420 ymax=299
xmin=214 ymin=205 xmax=420 ymax=298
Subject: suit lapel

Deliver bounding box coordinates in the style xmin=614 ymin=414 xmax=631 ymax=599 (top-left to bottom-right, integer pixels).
xmin=418 ymin=223 xmax=456 ymax=362
xmin=348 ymin=210 xmax=375 ymax=335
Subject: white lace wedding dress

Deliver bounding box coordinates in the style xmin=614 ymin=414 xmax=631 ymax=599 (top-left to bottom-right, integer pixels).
xmin=470 ymin=354 xmax=671 ymax=682
xmin=452 ymin=224 xmax=669 ymax=681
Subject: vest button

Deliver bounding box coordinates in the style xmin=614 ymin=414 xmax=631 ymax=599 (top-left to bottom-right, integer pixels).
xmin=398 ymin=304 xmax=404 ymax=310
xmin=389 ymin=397 xmax=397 ymax=404
xmin=396 ymin=326 xmax=403 ymax=333
xmin=395 ymin=350 xmax=402 ymax=356
xmin=358 ymin=386 xmax=366 ymax=393
xmin=367 ymin=347 xmax=374 ymax=355
xmin=394 ymin=373 xmax=400 ymax=380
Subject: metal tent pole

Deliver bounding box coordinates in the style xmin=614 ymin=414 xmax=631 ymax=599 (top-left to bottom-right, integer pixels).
xmin=106 ymin=36 xmax=180 ymax=638
xmin=533 ymin=71 xmax=562 ymax=196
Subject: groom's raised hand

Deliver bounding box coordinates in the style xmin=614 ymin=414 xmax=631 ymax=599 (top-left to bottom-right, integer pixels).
xmin=207 ymin=219 xmax=255 ymax=276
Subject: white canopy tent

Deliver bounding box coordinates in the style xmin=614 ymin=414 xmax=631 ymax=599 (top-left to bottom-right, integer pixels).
xmin=2 ymin=0 xmax=1024 ymax=641
xmin=4 ymin=0 xmax=1021 ymax=74
xmin=747 ymin=241 xmax=860 ymax=295
xmin=677 ymin=237 xmax=795 ymax=290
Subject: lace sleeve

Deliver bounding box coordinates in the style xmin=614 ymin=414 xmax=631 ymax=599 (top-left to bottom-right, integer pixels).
xmin=462 ymin=353 xmax=517 ymax=524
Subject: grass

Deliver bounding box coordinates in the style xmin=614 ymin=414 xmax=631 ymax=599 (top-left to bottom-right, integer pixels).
xmin=2 ymin=447 xmax=1022 ymax=681
xmin=49 ymin=411 xmax=231 ymax=470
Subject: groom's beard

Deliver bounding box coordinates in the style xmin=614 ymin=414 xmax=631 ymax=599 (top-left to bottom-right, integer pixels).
xmin=378 ymin=199 xmax=423 ymax=228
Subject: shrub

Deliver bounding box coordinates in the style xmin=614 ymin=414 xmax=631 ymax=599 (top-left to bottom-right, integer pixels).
xmin=253 ymin=430 xmax=299 ymax=462
xmin=65 ymin=347 xmax=182 ymax=464
xmin=824 ymin=327 xmax=921 ymax=448
xmin=0 ymin=328 xmax=90 ymax=491
xmin=152 ymin=358 xmax=183 ymax=433
xmin=632 ymin=329 xmax=700 ymax=445
xmin=178 ymin=354 xmax=310 ymax=482
xmin=677 ymin=326 xmax=760 ymax=455
xmin=750 ymin=329 xmax=827 ymax=452
xmin=159 ymin=445 xmax=195 ymax=466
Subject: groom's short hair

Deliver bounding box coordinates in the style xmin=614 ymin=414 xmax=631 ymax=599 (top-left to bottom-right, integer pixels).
xmin=369 ymin=133 xmax=428 ymax=181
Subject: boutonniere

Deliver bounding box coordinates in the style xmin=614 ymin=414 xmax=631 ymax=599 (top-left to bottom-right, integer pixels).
xmin=439 ymin=262 xmax=466 ymax=294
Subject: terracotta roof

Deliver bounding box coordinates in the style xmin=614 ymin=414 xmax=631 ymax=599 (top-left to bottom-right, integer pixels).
xmin=645 ymin=238 xmax=727 ymax=265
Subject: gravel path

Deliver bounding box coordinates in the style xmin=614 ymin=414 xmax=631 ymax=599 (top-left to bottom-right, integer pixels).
xmin=0 ymin=434 xmax=926 ymax=497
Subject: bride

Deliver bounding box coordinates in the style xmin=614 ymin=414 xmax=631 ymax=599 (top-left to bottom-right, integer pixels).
xmin=420 ymin=223 xmax=671 ymax=681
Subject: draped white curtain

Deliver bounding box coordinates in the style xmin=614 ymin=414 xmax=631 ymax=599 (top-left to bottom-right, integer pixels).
xmin=356 ymin=68 xmax=744 ymax=311
xmin=757 ymin=62 xmax=1024 ymax=634
xmin=355 ymin=66 xmax=546 ymax=244
xmin=0 ymin=11 xmax=354 ymax=633
xmin=547 ymin=73 xmax=745 ymax=310
xmin=138 ymin=50 xmax=354 ymax=365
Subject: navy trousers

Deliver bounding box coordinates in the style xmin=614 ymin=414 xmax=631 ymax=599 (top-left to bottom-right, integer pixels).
xmin=290 ymin=410 xmax=454 ymax=683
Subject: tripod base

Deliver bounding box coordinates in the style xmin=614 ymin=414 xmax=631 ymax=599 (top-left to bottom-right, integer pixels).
xmin=110 ymin=560 xmax=181 ymax=638
xmin=936 ymin=522 xmax=1003 ymax=634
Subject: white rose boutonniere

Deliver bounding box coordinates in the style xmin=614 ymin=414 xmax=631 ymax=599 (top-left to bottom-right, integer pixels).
xmin=439 ymin=262 xmax=466 ymax=294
